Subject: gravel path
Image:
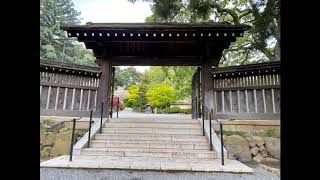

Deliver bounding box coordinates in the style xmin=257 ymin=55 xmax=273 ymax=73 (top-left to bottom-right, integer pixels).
xmin=40 ymin=163 xmax=279 ymax=180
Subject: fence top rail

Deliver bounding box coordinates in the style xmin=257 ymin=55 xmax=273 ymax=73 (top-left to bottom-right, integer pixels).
xmin=212 ymin=61 xmax=280 ymax=78
xmin=40 ymin=59 xmax=101 ymax=77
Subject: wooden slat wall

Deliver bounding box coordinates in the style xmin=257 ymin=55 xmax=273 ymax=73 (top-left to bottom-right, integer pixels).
xmin=40 ymin=71 xmax=100 ymax=116
xmin=192 ymin=62 xmax=280 ymax=120
xmin=213 ymin=73 xmax=280 ymax=114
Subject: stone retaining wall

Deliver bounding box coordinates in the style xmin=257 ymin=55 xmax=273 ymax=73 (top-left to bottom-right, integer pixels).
xmin=40 ymin=118 xmax=87 ymax=159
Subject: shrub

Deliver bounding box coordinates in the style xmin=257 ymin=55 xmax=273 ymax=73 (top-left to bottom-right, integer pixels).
xmin=159 ymin=107 xmax=192 ymax=114
xmin=266 ymin=128 xmax=277 ymax=137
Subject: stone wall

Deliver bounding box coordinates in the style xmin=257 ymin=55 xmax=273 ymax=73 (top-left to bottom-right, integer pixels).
xmin=219 ymin=133 xmax=280 ymax=163
xmin=40 ymin=118 xmax=87 ymax=159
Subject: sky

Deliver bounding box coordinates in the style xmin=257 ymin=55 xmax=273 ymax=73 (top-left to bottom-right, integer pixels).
xmin=72 ymin=0 xmax=153 ymax=72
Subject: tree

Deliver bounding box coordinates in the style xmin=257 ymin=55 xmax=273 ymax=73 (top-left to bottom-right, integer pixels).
xmin=123 ymin=85 xmax=140 ymax=108
xmin=132 ymin=0 xmax=280 ymax=65
xmin=146 ymin=83 xmax=177 ymax=109
xmin=114 ymin=67 xmax=142 ymax=89
xmin=40 ymin=0 xmax=96 ymax=66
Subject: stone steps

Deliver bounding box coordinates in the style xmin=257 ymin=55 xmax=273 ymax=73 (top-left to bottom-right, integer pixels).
xmin=90 ymin=140 xmax=210 ymax=150
xmin=81 ymin=148 xmax=217 ymax=159
xmin=101 ymin=127 xmax=202 ymax=135
xmin=95 ymin=134 xmax=206 ymax=141
xmin=109 ymin=119 xmax=198 ymax=124
xmin=104 ymin=122 xmax=200 ymax=129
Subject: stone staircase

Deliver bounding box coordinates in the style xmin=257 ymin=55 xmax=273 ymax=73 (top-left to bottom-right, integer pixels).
xmin=80 ymin=119 xmax=218 ymax=160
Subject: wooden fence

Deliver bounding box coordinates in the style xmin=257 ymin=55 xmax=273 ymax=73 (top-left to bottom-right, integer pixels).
xmin=192 ymin=61 xmax=280 ymax=120
xmin=40 ymin=60 xmax=101 ymax=117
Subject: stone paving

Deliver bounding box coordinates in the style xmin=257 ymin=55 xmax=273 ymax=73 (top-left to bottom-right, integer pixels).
xmin=40 ymin=155 xmax=253 ymax=173
xmin=41 ymin=162 xmax=279 ymax=180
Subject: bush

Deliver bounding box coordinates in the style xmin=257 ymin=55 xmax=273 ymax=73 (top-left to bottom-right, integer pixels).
xmin=159 ymin=107 xmax=191 ymax=114
xmin=266 ymin=128 xmax=277 ymax=137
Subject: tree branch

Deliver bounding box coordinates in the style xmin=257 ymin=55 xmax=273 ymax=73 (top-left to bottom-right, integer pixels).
xmin=211 ymin=2 xmax=240 ymax=25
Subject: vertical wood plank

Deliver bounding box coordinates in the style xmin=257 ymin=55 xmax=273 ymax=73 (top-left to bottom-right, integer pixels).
xmin=63 ymin=88 xmax=68 ymax=110
xmin=214 ymin=91 xmax=217 ymax=113
xmin=71 ymin=88 xmax=76 ymax=110
xmin=79 ymin=89 xmax=83 ymax=110
xmin=229 ymin=90 xmax=232 ymax=112
xmin=54 ymin=87 xmax=59 ymax=110
xmin=46 ymin=86 xmax=51 ymax=109
xmin=87 ymin=89 xmax=91 ymax=111
xmin=271 ymin=88 xmax=276 ymax=113
xmin=94 ymin=90 xmax=97 ymax=111
xmin=262 ymin=89 xmax=267 ymax=113
xmin=245 ymin=90 xmax=249 ymax=112
xmin=254 ymin=89 xmax=258 ymax=113
xmin=222 ymin=91 xmax=225 ymax=113
xmin=40 ymin=86 xmax=42 ymax=99
xmin=237 ymin=90 xmax=240 ymax=113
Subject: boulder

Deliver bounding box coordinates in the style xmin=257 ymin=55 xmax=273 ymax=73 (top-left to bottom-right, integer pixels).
xmin=252 ymin=136 xmax=265 ymax=147
xmin=50 ymin=131 xmax=76 ymax=157
xmin=224 ymin=135 xmax=252 ymax=162
xmin=43 ymin=146 xmax=52 ymax=154
xmin=41 ymin=119 xmax=65 ymax=132
xmin=245 ymin=136 xmax=256 ymax=147
xmin=43 ymin=132 xmax=56 ymax=146
xmin=40 ymin=149 xmax=50 ymax=159
xmin=251 ymin=146 xmax=259 ymax=156
xmin=261 ymin=150 xmax=268 ymax=157
xmin=253 ymin=153 xmax=265 ymax=163
xmin=264 ymin=137 xmax=280 ymax=159
xmin=40 ymin=131 xmax=46 ymax=145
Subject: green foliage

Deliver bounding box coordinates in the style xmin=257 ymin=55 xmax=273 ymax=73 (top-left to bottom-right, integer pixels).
xmin=159 ymin=107 xmax=191 ymax=114
xmin=146 ymin=83 xmax=177 ymax=109
xmin=266 ymin=128 xmax=277 ymax=137
xmin=123 ymin=85 xmax=140 ymax=108
xmin=138 ymin=0 xmax=280 ymax=64
xmin=115 ymin=67 xmax=142 ymax=89
xmin=40 ymin=0 xmax=96 ymax=66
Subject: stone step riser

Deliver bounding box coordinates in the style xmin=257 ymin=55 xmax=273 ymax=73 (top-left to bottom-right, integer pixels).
xmin=101 ymin=128 xmax=202 ymax=135
xmin=90 ymin=142 xmax=210 ymax=150
xmin=104 ymin=123 xmax=200 ymax=129
xmin=81 ymin=151 xmax=217 ymax=159
xmin=94 ymin=135 xmax=207 ymax=142
xmin=109 ymin=119 xmax=197 ymax=124
xmin=91 ymin=140 xmax=208 ymax=145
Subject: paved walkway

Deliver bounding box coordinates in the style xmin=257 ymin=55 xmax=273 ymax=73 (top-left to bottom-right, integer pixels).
xmin=112 ymin=108 xmax=192 ymax=120
xmin=40 ymin=162 xmax=279 ymax=180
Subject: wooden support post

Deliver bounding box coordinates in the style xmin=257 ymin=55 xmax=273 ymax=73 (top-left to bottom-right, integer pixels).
xmin=201 ymin=60 xmax=214 ymax=119
xmin=229 ymin=91 xmax=232 ymax=112
xmin=96 ymin=58 xmax=112 ymax=117
xmin=79 ymin=89 xmax=83 ymax=110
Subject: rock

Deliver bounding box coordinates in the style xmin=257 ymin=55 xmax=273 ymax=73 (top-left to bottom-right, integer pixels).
xmin=252 ymin=136 xmax=265 ymax=147
xmin=259 ymin=145 xmax=266 ymax=151
xmin=253 ymin=153 xmax=265 ymax=163
xmin=50 ymin=131 xmax=76 ymax=157
xmin=43 ymin=132 xmax=56 ymax=146
xmin=41 ymin=119 xmax=65 ymax=132
xmin=265 ymin=157 xmax=280 ymax=163
xmin=224 ymin=135 xmax=252 ymax=162
xmin=251 ymin=146 xmax=259 ymax=156
xmin=43 ymin=146 xmax=52 ymax=154
xmin=40 ymin=131 xmax=46 ymax=145
xmin=264 ymin=137 xmax=280 ymax=159
xmin=261 ymin=150 xmax=268 ymax=157
xmin=245 ymin=136 xmax=256 ymax=147
xmin=40 ymin=149 xmax=50 ymax=159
